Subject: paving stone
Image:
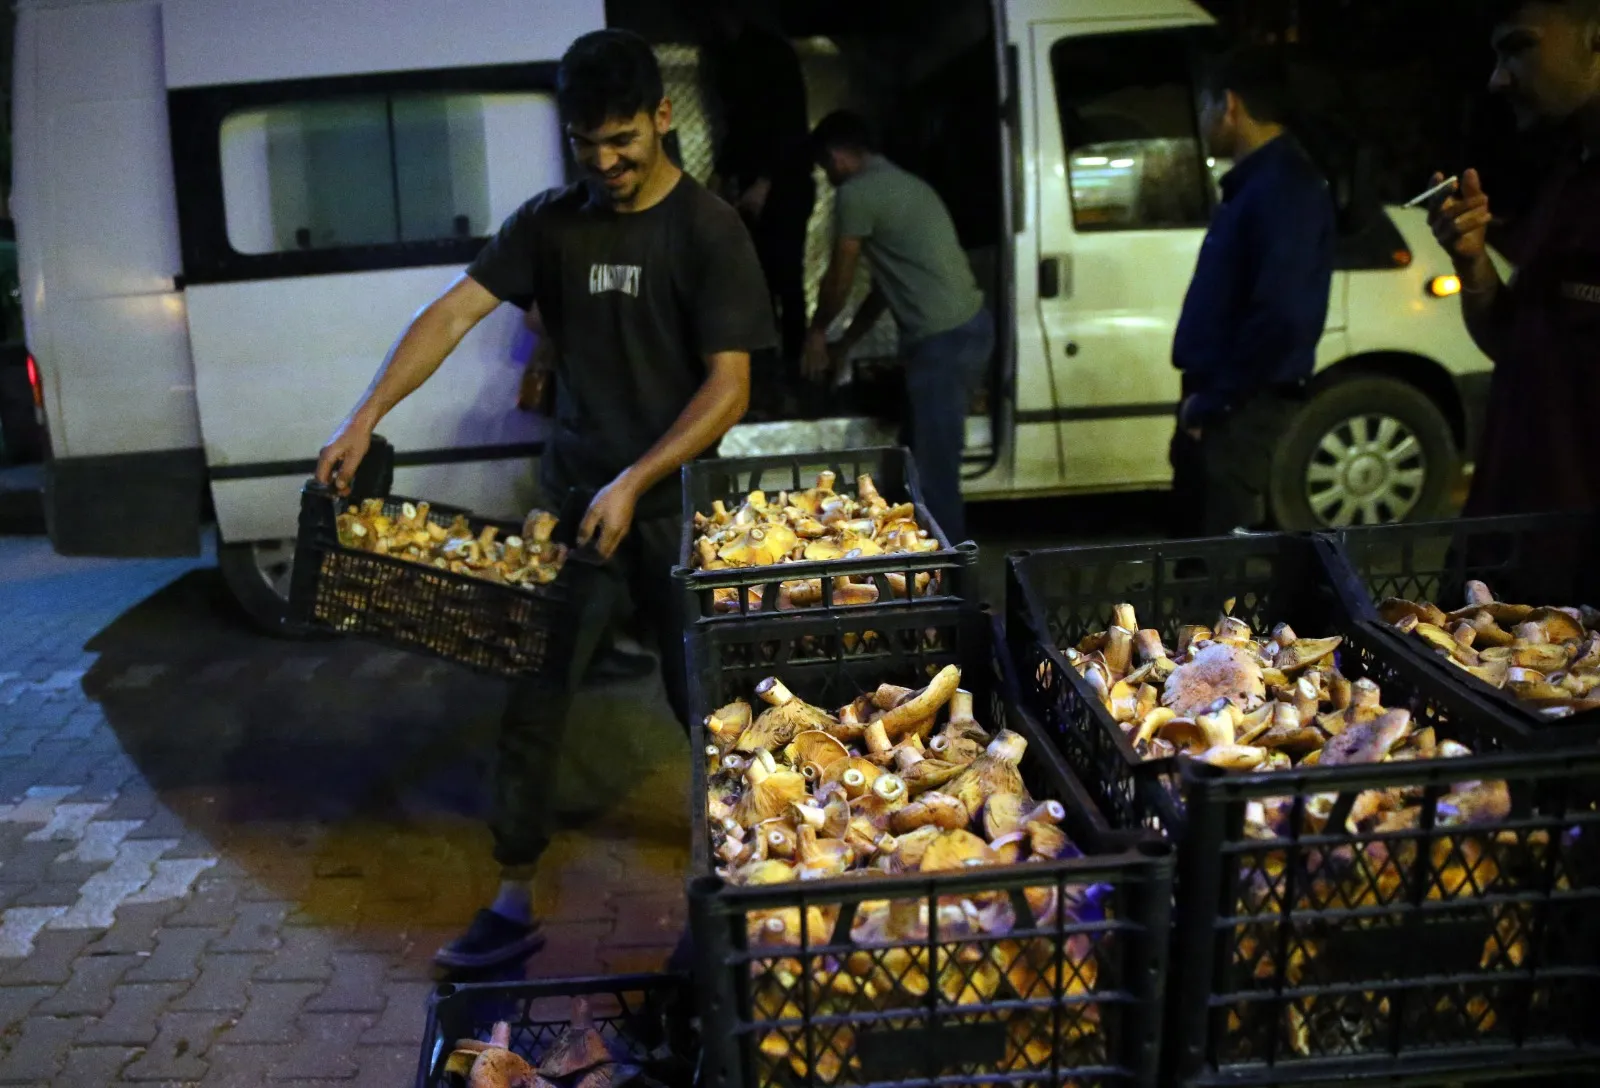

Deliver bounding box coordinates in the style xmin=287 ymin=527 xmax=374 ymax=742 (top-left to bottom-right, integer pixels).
xmin=126 ymin=924 xmax=220 ymax=983
xmin=125 ymin=856 xmax=217 ymax=903
xmin=271 ymin=1012 xmax=375 ymax=1080
xmin=84 ymin=900 xmax=183 ymax=956
xmin=0 ymin=985 xmax=53 ymax=1034
xmin=57 ymin=1045 xmax=140 ymax=1084
xmin=0 ymin=840 xmax=76 ymax=884
xmin=95 ymin=790 xmax=159 ymax=824
xmin=606 ymin=894 xmax=686 ymax=947
xmin=121 ymin=1009 xmax=231 ymax=1082
xmin=598 ymin=945 xmax=676 ymax=977
xmin=206 ymin=1043 xmax=298 ymax=1083
xmin=257 ymin=926 xmax=339 ymax=982
xmin=165 ymin=878 xmax=241 ymax=928
xmin=54 ymin=819 xmax=143 ymax=863
xmin=389 ymin=928 xmax=460 ymax=981
xmin=0 ymin=925 xmax=95 ymax=984
xmin=358 ymin=981 xmax=435 ymax=1045
xmin=36 ymin=952 xmax=141 ymax=1015
xmin=0 ymin=1015 xmax=83 ymax=1084
xmin=78 ymin=982 xmax=188 ymax=1046
xmin=531 ymin=919 xmax=614 ymax=976
xmin=125 ymin=806 xmax=189 ymax=841
xmin=172 ymin=952 xmax=268 ymax=1014
xmin=22 ymin=800 xmax=108 ymax=843
xmin=305 ymin=953 xmax=390 ymax=1014
xmin=222 ymin=982 xmax=324 ymax=1045
xmin=49 ymin=838 xmax=178 ymax=930
xmin=353 ymin=1043 xmax=421 ymax=1088
xmin=12 ymin=880 xmax=86 ymax=908
xmin=211 ymin=900 xmax=289 ymax=953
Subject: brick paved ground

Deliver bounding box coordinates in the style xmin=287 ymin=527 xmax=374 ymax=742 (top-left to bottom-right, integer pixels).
xmin=0 ymin=535 xmax=690 ymax=1086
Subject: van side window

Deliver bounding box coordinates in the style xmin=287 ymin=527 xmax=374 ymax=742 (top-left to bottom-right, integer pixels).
xmin=219 ymin=92 xmax=561 ymax=255
xmin=1050 ymin=33 xmax=1212 ymax=232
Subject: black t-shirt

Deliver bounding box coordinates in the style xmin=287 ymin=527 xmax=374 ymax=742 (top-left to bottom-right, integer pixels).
xmin=467 ymin=174 xmax=775 ymax=517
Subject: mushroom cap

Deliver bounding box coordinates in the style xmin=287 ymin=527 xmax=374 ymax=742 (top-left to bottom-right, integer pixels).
xmin=1162 ymin=642 xmax=1265 ymax=718
xmin=786 ymin=730 xmax=850 ymax=771
xmin=919 ymin=829 xmax=998 ymax=872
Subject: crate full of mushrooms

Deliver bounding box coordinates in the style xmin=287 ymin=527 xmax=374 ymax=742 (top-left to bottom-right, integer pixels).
xmin=684 ymin=605 xmax=1174 ymax=1088
xmin=677 ymin=448 xmax=974 ymax=623
xmin=290 ymin=483 xmax=594 ymax=680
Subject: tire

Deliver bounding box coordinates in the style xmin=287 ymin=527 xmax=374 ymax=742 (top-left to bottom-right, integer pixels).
xmin=216 ymin=533 xmax=328 ymax=639
xmin=1269 ymin=376 xmax=1460 ymax=530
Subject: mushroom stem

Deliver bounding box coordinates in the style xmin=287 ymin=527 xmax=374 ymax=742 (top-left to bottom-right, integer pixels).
xmin=865 ymin=719 xmax=893 ymax=754
xmin=756 ymin=677 xmax=797 ymax=708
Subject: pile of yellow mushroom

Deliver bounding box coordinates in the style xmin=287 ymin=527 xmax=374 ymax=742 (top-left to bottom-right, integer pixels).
xmin=1380 ymin=579 xmax=1600 ymax=717
xmin=690 ymin=472 xmax=942 ymax=612
xmin=701 ymin=667 xmax=1105 ymax=1082
xmin=335 ymin=498 xmax=566 ymax=589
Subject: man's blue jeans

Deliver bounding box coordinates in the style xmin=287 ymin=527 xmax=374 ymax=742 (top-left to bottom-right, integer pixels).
xmin=901 ymin=307 xmax=994 ymax=543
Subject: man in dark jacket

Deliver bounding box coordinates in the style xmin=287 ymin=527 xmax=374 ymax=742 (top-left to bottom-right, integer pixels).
xmin=1171 ymin=47 xmax=1336 ymax=537
xmin=1427 ymin=0 xmax=1600 ymax=516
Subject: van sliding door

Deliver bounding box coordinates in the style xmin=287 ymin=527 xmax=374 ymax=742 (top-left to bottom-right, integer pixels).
xmin=169 ymin=67 xmax=566 ymax=545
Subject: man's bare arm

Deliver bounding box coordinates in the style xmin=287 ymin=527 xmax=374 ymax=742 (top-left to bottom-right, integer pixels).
xmin=838 ymin=286 xmax=887 ymax=353
xmin=317 ymin=274 xmax=503 ymax=488
xmin=810 ymin=237 xmax=863 ymax=333
xmin=625 ymin=352 xmax=750 ymax=495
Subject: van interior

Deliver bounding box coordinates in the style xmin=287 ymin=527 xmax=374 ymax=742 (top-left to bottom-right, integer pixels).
xmin=608 ymin=0 xmax=1006 ymax=471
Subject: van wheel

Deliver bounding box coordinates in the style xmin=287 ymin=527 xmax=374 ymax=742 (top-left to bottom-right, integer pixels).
xmin=1269 ymin=377 xmax=1460 ymax=530
xmin=217 ymin=535 xmax=325 ymax=638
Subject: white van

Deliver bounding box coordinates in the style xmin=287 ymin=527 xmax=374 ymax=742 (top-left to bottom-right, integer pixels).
xmin=12 ymin=0 xmax=1492 ymax=629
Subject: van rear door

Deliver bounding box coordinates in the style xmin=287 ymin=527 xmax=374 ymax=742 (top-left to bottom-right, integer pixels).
xmin=161 ymin=0 xmax=604 ymax=545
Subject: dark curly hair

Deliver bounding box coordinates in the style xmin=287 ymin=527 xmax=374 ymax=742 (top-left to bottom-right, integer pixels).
xmin=557 ymin=29 xmax=664 ymax=131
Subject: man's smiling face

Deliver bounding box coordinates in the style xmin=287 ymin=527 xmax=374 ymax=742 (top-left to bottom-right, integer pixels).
xmin=566 ymin=100 xmax=672 ymax=207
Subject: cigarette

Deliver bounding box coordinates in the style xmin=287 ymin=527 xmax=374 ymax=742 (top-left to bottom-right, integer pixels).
xmin=1404 ymin=175 xmax=1459 ymax=209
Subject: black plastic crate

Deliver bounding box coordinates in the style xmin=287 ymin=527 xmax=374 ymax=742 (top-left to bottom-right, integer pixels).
xmin=1321 ymin=512 xmax=1600 ymax=736
xmin=1169 ymin=748 xmax=1600 ymax=1086
xmin=1006 ymin=533 xmax=1399 ymax=831
xmin=1005 ymin=533 xmax=1600 ymax=1083
xmin=415 ymin=972 xmax=696 ymax=1088
xmin=685 ymin=604 xmax=1174 ymax=1088
xmin=676 ymin=447 xmax=976 ymax=625
xmin=288 ymin=480 xmax=603 ymax=681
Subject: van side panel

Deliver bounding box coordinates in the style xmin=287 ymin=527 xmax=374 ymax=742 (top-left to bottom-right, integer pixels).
xmin=161 ymin=0 xmax=606 ymax=88
xmin=17 ymin=1 xmax=205 ymax=555
xmin=21 ymin=2 xmax=197 ymax=459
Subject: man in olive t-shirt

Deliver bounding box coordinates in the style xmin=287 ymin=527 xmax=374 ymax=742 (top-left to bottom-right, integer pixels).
xmin=804 ymin=111 xmax=993 ymax=542
xmin=316 ymin=30 xmax=774 ymax=971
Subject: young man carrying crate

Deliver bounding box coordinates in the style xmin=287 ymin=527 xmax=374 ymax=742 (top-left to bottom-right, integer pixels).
xmin=315 ymin=29 xmax=775 ymax=969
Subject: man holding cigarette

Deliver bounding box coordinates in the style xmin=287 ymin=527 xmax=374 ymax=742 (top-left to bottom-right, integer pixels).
xmin=1427 ymin=0 xmax=1600 ymax=515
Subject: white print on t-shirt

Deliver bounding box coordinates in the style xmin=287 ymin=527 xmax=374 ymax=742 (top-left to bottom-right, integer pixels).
xmin=1561 ymin=281 xmax=1600 ymax=305
xmin=589 ymin=263 xmax=642 ymax=298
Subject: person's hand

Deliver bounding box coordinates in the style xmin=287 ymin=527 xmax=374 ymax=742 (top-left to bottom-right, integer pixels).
xmin=1178 ymin=396 xmax=1203 ymax=441
xmin=737 ymin=178 xmax=772 ymax=219
xmin=315 ymin=419 xmax=373 ymax=495
xmin=518 ymin=367 xmax=551 ymax=413
xmin=802 ymin=329 xmax=833 ymax=384
xmin=577 ymin=473 xmax=642 ymax=560
xmin=1428 ymin=169 xmax=1491 ymax=265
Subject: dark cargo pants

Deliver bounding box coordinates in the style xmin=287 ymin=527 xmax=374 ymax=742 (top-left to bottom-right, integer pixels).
xmin=490 ymin=512 xmax=689 ymax=868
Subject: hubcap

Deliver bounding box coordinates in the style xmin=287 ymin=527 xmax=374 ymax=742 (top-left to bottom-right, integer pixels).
xmin=249 ymin=539 xmax=298 ymax=603
xmin=1304 ymin=413 xmax=1427 ymax=527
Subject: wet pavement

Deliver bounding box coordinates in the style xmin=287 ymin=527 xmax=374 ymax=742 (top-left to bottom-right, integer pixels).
xmin=0 ymin=494 xmax=1161 ymax=1085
